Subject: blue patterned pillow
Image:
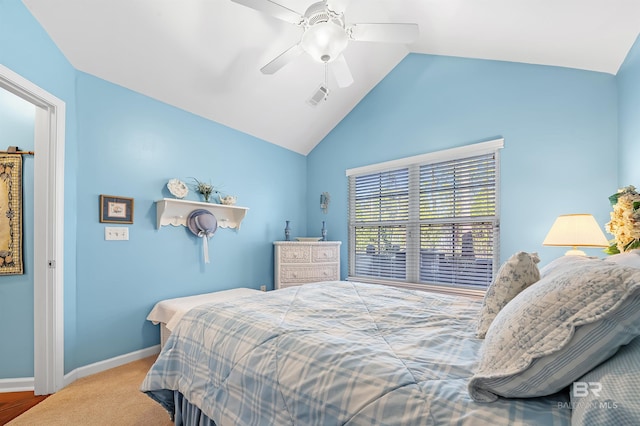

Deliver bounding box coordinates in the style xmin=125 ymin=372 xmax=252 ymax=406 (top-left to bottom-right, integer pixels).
xmin=570 ymin=336 xmax=640 ymax=425
xmin=476 ymin=252 xmax=540 ymax=338
xmin=468 ymin=256 xmax=640 ymax=402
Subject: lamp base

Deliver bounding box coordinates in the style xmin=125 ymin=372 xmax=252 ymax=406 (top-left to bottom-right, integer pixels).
xmin=564 ymin=248 xmax=587 ymax=256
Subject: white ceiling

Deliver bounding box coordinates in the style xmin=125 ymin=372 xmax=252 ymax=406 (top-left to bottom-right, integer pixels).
xmin=22 ymin=0 xmax=640 ymax=155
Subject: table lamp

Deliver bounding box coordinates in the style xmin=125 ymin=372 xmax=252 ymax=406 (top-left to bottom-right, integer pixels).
xmin=542 ymin=214 xmax=608 ymax=256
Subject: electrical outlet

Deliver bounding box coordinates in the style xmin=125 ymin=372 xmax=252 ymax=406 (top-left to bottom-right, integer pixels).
xmin=105 ymin=227 xmax=129 ymax=241
xmin=260 ymin=285 xmax=267 ymax=292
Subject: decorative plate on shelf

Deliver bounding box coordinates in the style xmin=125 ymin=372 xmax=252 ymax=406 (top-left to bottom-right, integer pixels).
xmin=296 ymin=237 xmax=322 ymax=241
xmin=219 ymin=195 xmax=237 ymax=205
xmin=167 ymin=179 xmax=189 ymax=199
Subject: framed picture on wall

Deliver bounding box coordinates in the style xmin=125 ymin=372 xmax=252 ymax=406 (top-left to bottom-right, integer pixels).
xmin=100 ymin=195 xmax=134 ymax=224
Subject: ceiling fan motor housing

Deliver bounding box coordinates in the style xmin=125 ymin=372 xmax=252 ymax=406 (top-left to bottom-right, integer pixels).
xmin=301 ymin=1 xmax=348 ymax=63
xmin=305 ymin=1 xmax=336 ymax=25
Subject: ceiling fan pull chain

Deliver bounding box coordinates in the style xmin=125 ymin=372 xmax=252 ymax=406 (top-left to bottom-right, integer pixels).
xmin=324 ymin=62 xmax=329 ymax=88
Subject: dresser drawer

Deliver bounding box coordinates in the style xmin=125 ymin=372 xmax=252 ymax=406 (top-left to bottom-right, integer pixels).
xmin=279 ymin=264 xmax=339 ymax=284
xmin=312 ymin=245 xmax=339 ymax=263
xmin=278 ymin=245 xmax=311 ymax=263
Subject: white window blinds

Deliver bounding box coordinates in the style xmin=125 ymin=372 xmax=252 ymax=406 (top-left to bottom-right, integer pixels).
xmin=347 ymin=139 xmax=502 ymax=291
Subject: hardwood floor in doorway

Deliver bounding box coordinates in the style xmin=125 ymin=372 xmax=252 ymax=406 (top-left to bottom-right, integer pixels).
xmin=0 ymin=391 xmax=47 ymax=425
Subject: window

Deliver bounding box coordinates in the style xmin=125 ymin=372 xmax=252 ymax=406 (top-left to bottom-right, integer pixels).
xmin=347 ymin=139 xmax=503 ymax=293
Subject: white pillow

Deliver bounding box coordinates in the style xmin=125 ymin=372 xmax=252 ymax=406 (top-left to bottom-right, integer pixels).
xmin=539 ymin=254 xmax=579 ymax=277
xmin=476 ymin=252 xmax=540 ymax=339
xmin=604 ymin=249 xmax=640 ymax=269
xmin=468 ymin=256 xmax=640 ymax=402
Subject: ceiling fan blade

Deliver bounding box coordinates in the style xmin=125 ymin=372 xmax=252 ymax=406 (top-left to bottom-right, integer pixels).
xmin=231 ymin=0 xmax=302 ymax=24
xmin=349 ymin=23 xmax=419 ymax=43
xmin=260 ymin=44 xmax=304 ymax=74
xmin=331 ymin=55 xmax=354 ymax=88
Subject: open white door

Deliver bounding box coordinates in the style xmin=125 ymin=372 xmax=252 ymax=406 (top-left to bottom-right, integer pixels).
xmin=0 ymin=64 xmax=65 ymax=395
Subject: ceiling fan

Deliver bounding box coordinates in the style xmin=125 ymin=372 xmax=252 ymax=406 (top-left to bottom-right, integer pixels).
xmin=231 ymin=0 xmax=419 ymax=89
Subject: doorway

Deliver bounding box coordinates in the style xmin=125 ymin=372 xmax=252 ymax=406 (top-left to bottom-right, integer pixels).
xmin=0 ymin=64 xmax=65 ymax=395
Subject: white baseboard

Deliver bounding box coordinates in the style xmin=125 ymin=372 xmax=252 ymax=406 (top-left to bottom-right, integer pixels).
xmin=63 ymin=345 xmax=161 ymax=387
xmin=0 ymin=377 xmax=34 ymax=393
xmin=0 ymin=345 xmax=161 ymax=393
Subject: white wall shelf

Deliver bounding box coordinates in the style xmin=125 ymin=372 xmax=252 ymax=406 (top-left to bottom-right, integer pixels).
xmin=156 ymin=198 xmax=248 ymax=229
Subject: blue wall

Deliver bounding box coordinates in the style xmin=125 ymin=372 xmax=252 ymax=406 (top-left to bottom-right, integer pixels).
xmin=74 ymin=72 xmax=306 ymax=367
xmin=617 ymin=34 xmax=640 ymax=186
xmin=0 ymin=0 xmax=79 ymax=376
xmin=0 ymin=89 xmax=34 ymax=378
xmin=0 ymin=0 xmax=306 ymax=375
xmin=307 ymin=54 xmax=619 ymax=270
xmin=0 ymin=0 xmax=634 ymax=381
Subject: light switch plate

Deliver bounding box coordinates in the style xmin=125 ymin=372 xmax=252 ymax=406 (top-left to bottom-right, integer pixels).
xmin=105 ymin=227 xmax=129 ymax=241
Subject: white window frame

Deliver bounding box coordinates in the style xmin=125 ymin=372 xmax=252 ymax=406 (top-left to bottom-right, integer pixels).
xmin=346 ymin=139 xmax=503 ymax=297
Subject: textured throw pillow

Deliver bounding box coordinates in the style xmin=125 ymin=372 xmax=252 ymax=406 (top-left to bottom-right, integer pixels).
xmin=539 ymin=254 xmax=579 ymax=278
xmin=570 ymin=336 xmax=640 ymax=425
xmin=476 ymin=251 xmax=540 ymax=338
xmin=604 ymin=249 xmax=640 ymax=269
xmin=468 ymin=256 xmax=640 ymax=402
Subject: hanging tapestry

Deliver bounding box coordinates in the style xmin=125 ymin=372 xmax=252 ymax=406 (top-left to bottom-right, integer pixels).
xmin=0 ymin=154 xmax=23 ymax=275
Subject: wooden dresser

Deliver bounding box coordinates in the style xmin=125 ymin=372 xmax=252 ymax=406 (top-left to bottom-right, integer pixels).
xmin=273 ymin=241 xmax=341 ymax=289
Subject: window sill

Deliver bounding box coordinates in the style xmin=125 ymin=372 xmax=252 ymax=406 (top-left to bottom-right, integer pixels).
xmin=347 ymin=276 xmax=486 ymax=299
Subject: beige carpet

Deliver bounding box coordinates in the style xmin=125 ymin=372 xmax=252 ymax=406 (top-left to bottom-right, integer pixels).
xmin=8 ymin=356 xmax=173 ymax=426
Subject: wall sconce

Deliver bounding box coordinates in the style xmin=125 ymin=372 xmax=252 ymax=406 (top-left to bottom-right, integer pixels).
xmin=542 ymin=214 xmax=608 ymax=256
xmin=320 ymin=192 xmax=330 ymax=214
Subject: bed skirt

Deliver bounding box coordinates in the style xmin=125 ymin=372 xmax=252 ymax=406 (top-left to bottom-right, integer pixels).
xmin=174 ymin=392 xmax=217 ymax=426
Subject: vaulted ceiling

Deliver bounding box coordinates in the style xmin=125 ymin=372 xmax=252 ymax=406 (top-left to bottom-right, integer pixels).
xmin=22 ymin=0 xmax=640 ymax=154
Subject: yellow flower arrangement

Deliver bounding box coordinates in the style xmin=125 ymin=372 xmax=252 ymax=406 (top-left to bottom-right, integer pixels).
xmin=605 ymin=185 xmax=640 ymax=254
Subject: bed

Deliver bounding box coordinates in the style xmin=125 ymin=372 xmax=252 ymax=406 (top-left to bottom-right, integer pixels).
xmin=146 ymin=288 xmax=262 ymax=347
xmin=141 ymin=254 xmax=640 ymax=426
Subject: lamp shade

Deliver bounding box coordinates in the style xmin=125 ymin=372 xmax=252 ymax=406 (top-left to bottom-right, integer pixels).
xmin=543 ymin=214 xmax=608 ymax=256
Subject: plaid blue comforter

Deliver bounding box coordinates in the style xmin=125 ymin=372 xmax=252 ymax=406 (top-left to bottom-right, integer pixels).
xmin=142 ymin=281 xmax=570 ymax=425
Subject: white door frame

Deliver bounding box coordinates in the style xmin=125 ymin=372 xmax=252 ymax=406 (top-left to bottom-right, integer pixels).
xmin=0 ymin=64 xmax=65 ymax=395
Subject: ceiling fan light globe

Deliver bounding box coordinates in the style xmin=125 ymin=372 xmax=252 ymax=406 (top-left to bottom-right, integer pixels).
xmin=301 ymin=21 xmax=348 ymax=63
